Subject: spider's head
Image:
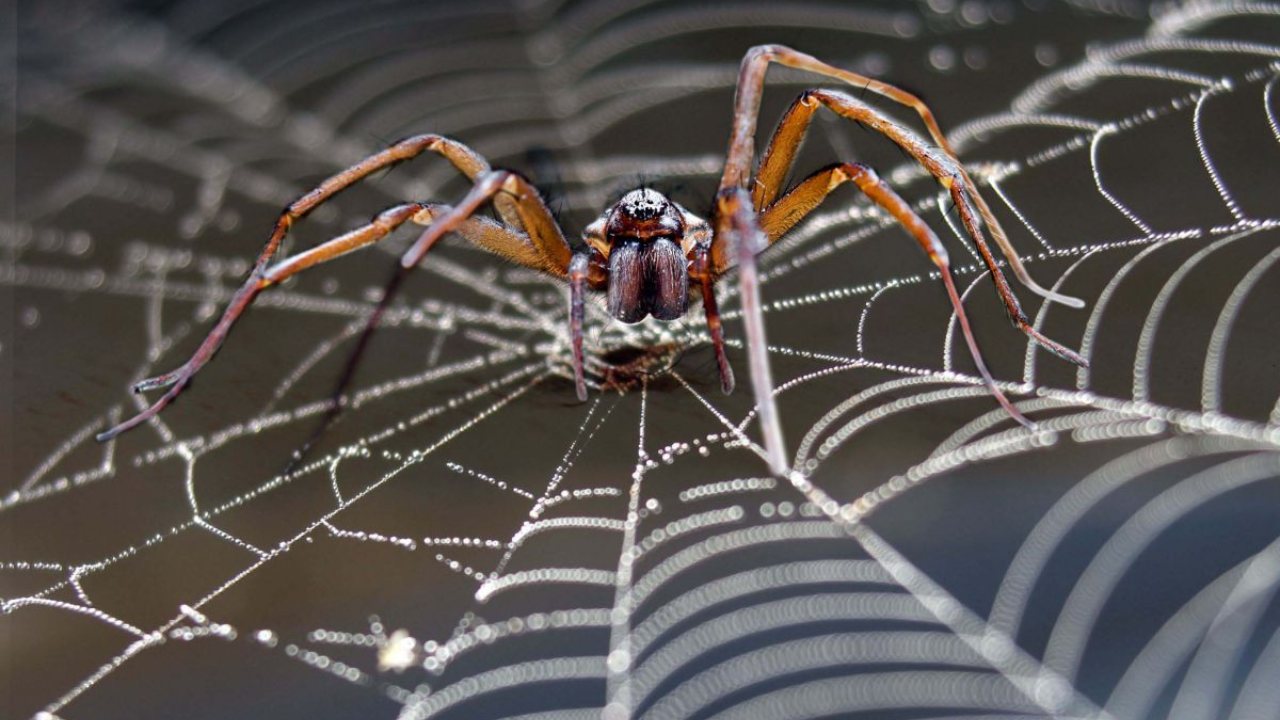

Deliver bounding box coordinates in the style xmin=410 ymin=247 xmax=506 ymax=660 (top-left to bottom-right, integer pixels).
xmin=605 ymin=189 xmax=683 ymax=241
xmin=600 ymin=188 xmax=690 ymax=324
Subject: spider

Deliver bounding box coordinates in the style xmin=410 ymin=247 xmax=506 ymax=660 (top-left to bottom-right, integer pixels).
xmin=96 ymin=45 xmax=1087 ymax=475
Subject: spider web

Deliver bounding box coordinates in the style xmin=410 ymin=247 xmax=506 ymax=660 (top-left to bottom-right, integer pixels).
xmin=5 ymin=0 xmax=1280 ymax=718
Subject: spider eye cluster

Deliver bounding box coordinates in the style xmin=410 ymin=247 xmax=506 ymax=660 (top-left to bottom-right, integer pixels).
xmin=607 ymin=188 xmax=684 ymax=241
xmin=619 ymin=188 xmax=667 ymax=219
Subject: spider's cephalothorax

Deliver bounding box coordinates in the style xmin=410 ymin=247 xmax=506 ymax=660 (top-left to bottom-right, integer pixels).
xmin=97 ymin=45 xmax=1089 ymax=479
xmin=585 ymin=189 xmax=704 ymax=324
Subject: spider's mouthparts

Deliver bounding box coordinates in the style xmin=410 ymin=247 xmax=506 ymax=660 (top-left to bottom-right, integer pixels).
xmin=606 ymin=238 xmax=690 ymax=323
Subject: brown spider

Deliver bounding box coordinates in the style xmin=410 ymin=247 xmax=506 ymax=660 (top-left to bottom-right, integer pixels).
xmin=97 ymin=45 xmax=1087 ymax=475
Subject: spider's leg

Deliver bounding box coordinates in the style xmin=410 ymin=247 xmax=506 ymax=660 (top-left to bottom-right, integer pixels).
xmin=396 ymin=170 xmax=587 ymax=397
xmin=259 ymin=204 xmax=427 ymax=285
xmin=760 ymin=163 xmax=1032 ymax=428
xmin=745 ymin=87 xmax=1086 ymax=367
xmin=97 ymin=202 xmax=428 ymax=441
xmin=714 ymin=187 xmax=788 ymax=476
xmin=97 ymin=198 xmax=559 ymax=441
xmin=691 ymin=243 xmax=734 ymax=394
xmin=402 ymin=170 xmax=572 ymax=275
xmin=97 ymin=135 xmax=506 ymax=441
xmin=568 ymin=254 xmax=590 ymax=401
xmin=947 ymin=187 xmax=1085 ymax=366
xmin=724 ymin=45 xmax=1082 ymax=309
xmin=98 ymin=134 xmax=579 ymax=442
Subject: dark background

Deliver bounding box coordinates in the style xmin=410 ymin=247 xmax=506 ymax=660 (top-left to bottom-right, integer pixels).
xmin=5 ymin=1 xmax=1280 ymax=718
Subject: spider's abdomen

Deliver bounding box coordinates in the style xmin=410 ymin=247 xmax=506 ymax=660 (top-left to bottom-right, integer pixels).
xmin=607 ymin=238 xmax=690 ymax=323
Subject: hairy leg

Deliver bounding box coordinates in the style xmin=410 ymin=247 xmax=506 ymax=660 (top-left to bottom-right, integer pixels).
xmin=713 ymin=187 xmax=789 ymax=476
xmin=691 ymin=244 xmax=735 ymax=395
xmin=99 ymin=137 xmax=572 ymax=441
xmin=723 ymin=45 xmax=1080 ymax=309
xmin=568 ymin=254 xmax=591 ymax=401
xmin=400 ymin=170 xmax=570 ymax=274
xmin=100 ymin=201 xmax=426 ymax=440
xmin=762 ymin=162 xmax=1033 ymax=428
xmin=748 ymin=87 xmax=1087 ymax=366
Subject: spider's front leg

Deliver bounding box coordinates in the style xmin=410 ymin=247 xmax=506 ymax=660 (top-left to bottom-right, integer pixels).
xmin=711 ymin=186 xmax=789 ymax=476
xmin=710 ymin=45 xmax=1080 ymax=476
xmin=749 ymin=85 xmax=1086 ymax=366
xmin=96 ymin=202 xmax=431 ymax=441
xmin=709 ymin=175 xmax=1031 ymax=480
xmin=761 ymin=162 xmax=1033 ymax=428
xmin=97 ymin=134 xmax=573 ymax=441
xmin=691 ymin=242 xmax=735 ymax=396
xmin=723 ymin=45 xmax=1083 ymax=311
xmin=568 ymin=253 xmax=591 ymax=401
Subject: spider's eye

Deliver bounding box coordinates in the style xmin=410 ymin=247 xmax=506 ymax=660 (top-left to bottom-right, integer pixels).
xmin=607 ymin=188 xmax=685 ymax=241
xmin=618 ymin=188 xmax=669 ymax=220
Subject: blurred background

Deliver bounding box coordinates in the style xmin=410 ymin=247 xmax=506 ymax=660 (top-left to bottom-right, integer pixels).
xmin=5 ymin=0 xmax=1280 ymax=718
